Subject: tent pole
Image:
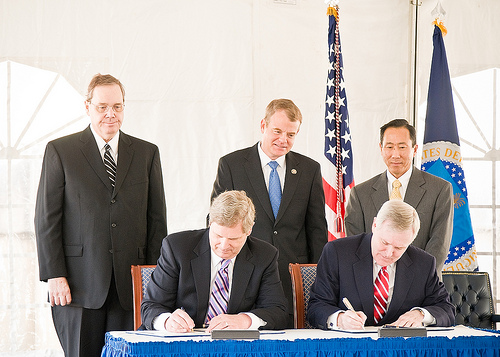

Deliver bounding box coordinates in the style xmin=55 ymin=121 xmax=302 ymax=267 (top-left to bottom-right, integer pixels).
xmin=409 ymin=0 xmax=421 ymax=127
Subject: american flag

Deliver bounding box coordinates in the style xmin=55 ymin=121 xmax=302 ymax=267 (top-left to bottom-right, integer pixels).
xmin=322 ymin=5 xmax=354 ymax=241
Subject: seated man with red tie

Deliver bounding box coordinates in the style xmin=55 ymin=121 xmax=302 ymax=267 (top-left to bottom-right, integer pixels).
xmin=141 ymin=190 xmax=288 ymax=332
xmin=307 ymin=200 xmax=455 ymax=330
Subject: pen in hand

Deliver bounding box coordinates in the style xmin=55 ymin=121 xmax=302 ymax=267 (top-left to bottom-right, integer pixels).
xmin=342 ymin=297 xmax=365 ymax=330
xmin=342 ymin=297 xmax=354 ymax=311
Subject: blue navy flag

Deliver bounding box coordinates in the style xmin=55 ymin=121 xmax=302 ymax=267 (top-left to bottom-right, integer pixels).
xmin=421 ymin=24 xmax=478 ymax=271
xmin=322 ymin=5 xmax=354 ymax=240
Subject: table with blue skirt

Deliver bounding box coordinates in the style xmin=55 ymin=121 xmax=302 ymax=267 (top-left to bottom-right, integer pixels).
xmin=101 ymin=325 xmax=500 ymax=357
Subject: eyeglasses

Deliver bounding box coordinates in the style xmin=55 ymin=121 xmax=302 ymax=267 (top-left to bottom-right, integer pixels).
xmin=89 ymin=102 xmax=125 ymax=113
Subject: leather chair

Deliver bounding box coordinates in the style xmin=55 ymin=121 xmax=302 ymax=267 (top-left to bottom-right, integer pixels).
xmin=442 ymin=271 xmax=500 ymax=329
xmin=289 ymin=263 xmax=317 ymax=329
xmin=131 ymin=265 xmax=156 ymax=330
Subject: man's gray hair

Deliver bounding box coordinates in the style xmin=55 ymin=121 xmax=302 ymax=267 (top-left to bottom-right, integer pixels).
xmin=209 ymin=190 xmax=255 ymax=233
xmin=375 ymin=200 xmax=420 ymax=239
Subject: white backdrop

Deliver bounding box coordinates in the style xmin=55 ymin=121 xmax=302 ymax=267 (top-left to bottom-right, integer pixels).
xmin=1 ymin=0 xmax=499 ymax=354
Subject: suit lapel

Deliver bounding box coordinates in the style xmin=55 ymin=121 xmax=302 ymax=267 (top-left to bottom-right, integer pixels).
xmin=384 ymin=252 xmax=414 ymax=322
xmin=79 ymin=126 xmax=113 ymax=191
xmin=371 ymin=172 xmax=389 ymax=212
xmin=191 ymin=231 xmax=255 ymax=321
xmin=243 ymin=145 xmax=275 ymax=221
xmin=404 ymin=168 xmax=426 ymax=208
xmin=353 ymin=234 xmax=376 ymax=323
xmin=191 ymin=230 xmax=212 ymax=324
xmin=228 ymin=244 xmax=254 ymax=313
xmin=276 ymin=151 xmax=300 ymax=224
xmin=113 ymin=132 xmax=133 ymax=198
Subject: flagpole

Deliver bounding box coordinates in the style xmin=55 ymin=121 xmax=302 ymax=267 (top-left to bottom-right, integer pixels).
xmin=323 ymin=0 xmax=354 ymax=240
xmin=409 ymin=0 xmax=421 ymax=127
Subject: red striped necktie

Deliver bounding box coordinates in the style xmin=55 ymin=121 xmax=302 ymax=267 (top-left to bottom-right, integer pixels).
xmin=374 ymin=266 xmax=389 ymax=323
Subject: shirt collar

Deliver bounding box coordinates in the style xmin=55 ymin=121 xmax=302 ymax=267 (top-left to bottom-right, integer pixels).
xmin=373 ymin=260 xmax=396 ymax=275
xmin=90 ymin=125 xmax=120 ymax=153
xmin=210 ymin=248 xmax=235 ymax=269
xmin=257 ymin=142 xmax=286 ymax=169
xmin=386 ymin=165 xmax=412 ymax=187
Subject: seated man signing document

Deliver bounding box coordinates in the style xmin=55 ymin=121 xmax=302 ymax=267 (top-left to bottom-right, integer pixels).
xmin=141 ymin=190 xmax=288 ymax=332
xmin=307 ymin=200 xmax=454 ymax=330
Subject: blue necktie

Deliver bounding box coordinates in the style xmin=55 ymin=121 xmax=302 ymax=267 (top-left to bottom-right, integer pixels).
xmin=268 ymin=161 xmax=282 ymax=218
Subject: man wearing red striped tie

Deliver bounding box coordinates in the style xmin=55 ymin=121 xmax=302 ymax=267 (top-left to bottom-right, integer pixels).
xmin=307 ymin=200 xmax=455 ymax=330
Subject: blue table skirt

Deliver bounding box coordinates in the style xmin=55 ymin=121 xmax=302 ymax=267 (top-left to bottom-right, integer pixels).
xmin=101 ymin=333 xmax=500 ymax=357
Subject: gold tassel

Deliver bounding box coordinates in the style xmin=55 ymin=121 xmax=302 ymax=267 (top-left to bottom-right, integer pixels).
xmin=327 ymin=6 xmax=338 ymax=20
xmin=433 ymin=19 xmax=448 ymax=36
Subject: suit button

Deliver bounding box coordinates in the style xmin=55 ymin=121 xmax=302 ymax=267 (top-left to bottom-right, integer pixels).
xmin=111 ymin=199 xmax=116 ymax=204
xmin=109 ymin=249 xmax=113 ymax=253
xmin=111 ymin=223 xmax=117 ymax=228
xmin=273 ymin=231 xmax=278 ymax=235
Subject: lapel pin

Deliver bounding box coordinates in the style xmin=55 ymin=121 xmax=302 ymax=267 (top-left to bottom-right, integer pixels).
xmin=291 ymin=169 xmax=297 ymax=175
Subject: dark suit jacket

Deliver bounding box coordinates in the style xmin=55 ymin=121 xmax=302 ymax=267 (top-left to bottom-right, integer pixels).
xmin=35 ymin=125 xmax=167 ymax=310
xmin=345 ymin=168 xmax=453 ymax=273
xmin=307 ymin=233 xmax=455 ymax=328
xmin=141 ymin=228 xmax=288 ymax=330
xmin=210 ymin=143 xmax=328 ymax=313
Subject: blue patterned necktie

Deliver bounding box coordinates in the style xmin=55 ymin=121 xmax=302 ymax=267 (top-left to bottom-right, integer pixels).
xmin=104 ymin=144 xmax=117 ymax=188
xmin=268 ymin=161 xmax=282 ymax=218
xmin=205 ymin=259 xmax=230 ymax=324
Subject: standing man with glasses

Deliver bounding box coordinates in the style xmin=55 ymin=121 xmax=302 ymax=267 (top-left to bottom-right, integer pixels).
xmin=35 ymin=73 xmax=167 ymax=356
xmin=210 ymin=99 xmax=328 ymax=327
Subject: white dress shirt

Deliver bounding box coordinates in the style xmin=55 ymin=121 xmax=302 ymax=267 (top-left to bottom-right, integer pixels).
xmin=386 ymin=166 xmax=412 ymax=200
xmin=258 ymin=143 xmax=286 ymax=192
xmin=90 ymin=125 xmax=119 ymax=163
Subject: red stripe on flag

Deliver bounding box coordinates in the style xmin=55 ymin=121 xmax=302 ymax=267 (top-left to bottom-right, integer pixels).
xmin=323 ymin=178 xmax=338 ymax=213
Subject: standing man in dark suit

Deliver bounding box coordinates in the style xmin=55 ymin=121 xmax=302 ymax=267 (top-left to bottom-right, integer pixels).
xmin=345 ymin=119 xmax=453 ymax=274
xmin=35 ymin=74 xmax=167 ymax=356
xmin=210 ymin=99 xmax=328 ymax=327
xmin=141 ymin=190 xmax=288 ymax=331
xmin=308 ymin=200 xmax=455 ymax=330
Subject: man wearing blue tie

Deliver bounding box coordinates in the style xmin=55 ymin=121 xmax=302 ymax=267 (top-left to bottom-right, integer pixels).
xmin=210 ymin=99 xmax=328 ymax=327
xmin=141 ymin=191 xmax=288 ymax=332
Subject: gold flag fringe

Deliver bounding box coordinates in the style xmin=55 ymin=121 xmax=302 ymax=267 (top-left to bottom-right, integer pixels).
xmin=433 ymin=19 xmax=448 ymax=36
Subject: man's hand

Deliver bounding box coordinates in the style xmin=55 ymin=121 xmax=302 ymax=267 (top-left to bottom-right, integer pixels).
xmin=337 ymin=310 xmax=367 ymax=330
xmin=165 ymin=308 xmax=195 ymax=333
xmin=206 ymin=313 xmax=252 ymax=332
xmin=47 ymin=277 xmax=72 ymax=307
xmin=390 ymin=310 xmax=424 ymax=327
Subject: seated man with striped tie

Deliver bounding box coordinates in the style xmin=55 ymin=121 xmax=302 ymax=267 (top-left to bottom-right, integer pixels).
xmin=141 ymin=190 xmax=289 ymax=332
xmin=307 ymin=200 xmax=455 ymax=330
